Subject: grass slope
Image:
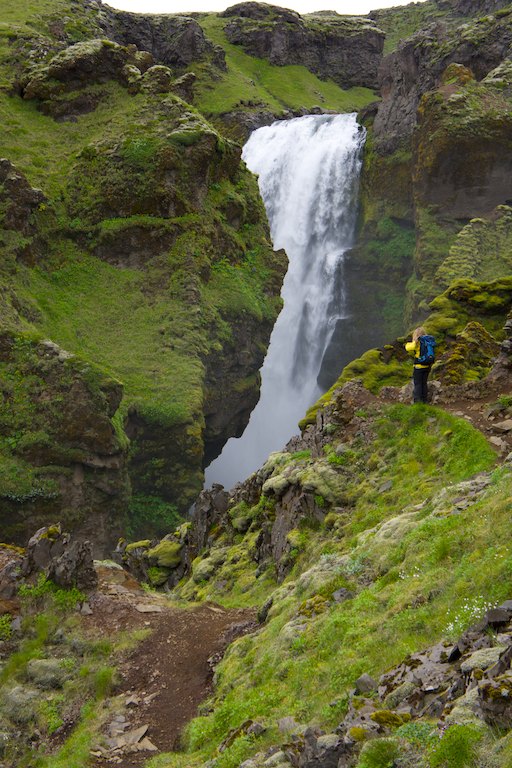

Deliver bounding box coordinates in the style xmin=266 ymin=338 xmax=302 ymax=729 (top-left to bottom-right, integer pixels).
xmin=148 ymin=403 xmax=512 ymax=768
xmin=0 ymin=0 xmax=285 ymax=519
xmin=196 ymin=14 xmax=376 ymax=117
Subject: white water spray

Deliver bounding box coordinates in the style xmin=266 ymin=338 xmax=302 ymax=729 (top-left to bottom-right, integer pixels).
xmin=205 ymin=114 xmax=365 ymax=489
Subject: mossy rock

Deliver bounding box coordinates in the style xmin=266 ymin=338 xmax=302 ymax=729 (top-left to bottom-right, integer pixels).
xmin=125 ymin=539 xmax=151 ymax=554
xmin=192 ymin=556 xmax=216 ymax=583
xmin=298 ymin=594 xmax=329 ymax=618
xmin=147 ymin=565 xmax=170 ymax=586
xmin=145 ymin=540 xmax=182 ymax=569
xmin=434 ymin=321 xmax=500 ymax=385
xmin=441 ymin=62 xmax=475 ymax=86
xmin=370 ymin=709 xmax=407 ymax=728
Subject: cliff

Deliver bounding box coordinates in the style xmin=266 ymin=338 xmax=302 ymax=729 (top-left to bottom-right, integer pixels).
xmin=219 ymin=2 xmax=384 ymax=90
xmin=352 ymin=1 xmax=512 ymax=335
xmin=0 ymin=0 xmax=288 ymax=543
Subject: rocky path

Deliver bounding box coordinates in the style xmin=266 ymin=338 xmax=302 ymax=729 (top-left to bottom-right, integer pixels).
xmin=84 ymin=565 xmax=257 ymax=766
xmin=444 ymin=395 xmax=512 ymax=456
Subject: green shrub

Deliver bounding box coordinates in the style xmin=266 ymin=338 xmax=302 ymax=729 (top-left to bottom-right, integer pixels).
xmin=428 ymin=724 xmax=483 ymax=768
xmin=0 ymin=614 xmax=12 ymax=640
xmin=356 ymin=737 xmax=400 ymax=768
xmin=93 ymin=666 xmax=115 ymax=699
xmin=19 ymin=574 xmax=85 ymax=611
xmin=39 ymin=696 xmax=65 ymax=735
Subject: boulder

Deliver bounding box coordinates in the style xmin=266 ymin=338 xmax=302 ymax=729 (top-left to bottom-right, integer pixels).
xmin=0 ymin=159 xmax=45 ymax=236
xmin=479 ymin=672 xmax=512 ymax=727
xmin=22 ymin=525 xmax=98 ymax=591
xmin=1 ymin=686 xmax=38 ymax=724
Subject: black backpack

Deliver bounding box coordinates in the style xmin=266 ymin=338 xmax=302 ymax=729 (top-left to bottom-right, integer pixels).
xmin=417 ymin=334 xmax=436 ymax=365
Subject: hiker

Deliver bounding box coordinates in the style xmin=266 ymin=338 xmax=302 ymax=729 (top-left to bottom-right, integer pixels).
xmin=405 ymin=327 xmax=436 ymax=404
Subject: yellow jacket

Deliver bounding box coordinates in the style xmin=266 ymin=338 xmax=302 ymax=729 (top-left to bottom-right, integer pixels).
xmin=405 ymin=340 xmax=430 ymax=369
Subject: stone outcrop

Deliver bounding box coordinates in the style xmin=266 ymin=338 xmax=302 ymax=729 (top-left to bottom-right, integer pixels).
xmin=374 ymin=10 xmax=512 ymax=153
xmin=220 ymin=3 xmax=384 ymax=90
xmin=414 ymin=66 xmax=512 ymax=221
xmin=0 ymin=525 xmax=98 ymax=604
xmin=0 ymin=332 xmax=130 ymax=554
xmin=21 ymin=39 xmax=153 ymax=118
xmin=436 ymin=0 xmax=511 ymax=14
xmin=0 ymin=160 xmax=45 ymax=238
xmin=99 ymin=10 xmax=226 ymax=71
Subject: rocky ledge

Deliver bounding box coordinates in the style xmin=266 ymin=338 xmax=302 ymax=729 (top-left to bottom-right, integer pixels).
xmin=219 ymin=2 xmax=384 ymax=90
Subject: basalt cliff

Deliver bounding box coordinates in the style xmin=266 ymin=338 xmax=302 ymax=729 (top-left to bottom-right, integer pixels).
xmin=1 ymin=0 xmax=512 ymax=767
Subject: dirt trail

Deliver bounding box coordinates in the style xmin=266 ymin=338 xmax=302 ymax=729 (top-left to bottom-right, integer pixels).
xmin=83 ymin=567 xmax=257 ymax=767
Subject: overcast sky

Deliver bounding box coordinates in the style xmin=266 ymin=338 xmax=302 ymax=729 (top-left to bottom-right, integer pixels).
xmin=107 ymin=0 xmax=427 ymax=17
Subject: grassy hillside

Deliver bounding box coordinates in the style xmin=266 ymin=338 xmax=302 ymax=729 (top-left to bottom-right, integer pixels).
xmin=0 ymin=0 xmax=286 ymax=533
xmin=196 ymin=14 xmax=376 ymax=117
xmin=151 ymin=402 xmax=512 ymax=768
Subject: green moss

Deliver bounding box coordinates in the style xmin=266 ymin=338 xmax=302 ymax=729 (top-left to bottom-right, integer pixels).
xmin=147 ymin=565 xmax=170 ymax=586
xmin=370 ymin=709 xmax=405 ymax=728
xmin=146 ymin=539 xmax=182 ymax=569
xmin=125 ymin=539 xmax=151 ymax=553
xmin=437 ymin=207 xmax=512 ymax=288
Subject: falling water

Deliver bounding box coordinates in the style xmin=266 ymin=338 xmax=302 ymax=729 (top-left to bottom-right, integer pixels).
xmin=205 ymin=114 xmax=365 ymax=489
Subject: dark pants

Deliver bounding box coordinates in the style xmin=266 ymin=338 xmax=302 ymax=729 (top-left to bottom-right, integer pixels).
xmin=413 ymin=366 xmax=430 ymax=403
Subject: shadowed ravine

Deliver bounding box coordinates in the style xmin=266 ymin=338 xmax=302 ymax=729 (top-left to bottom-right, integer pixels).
xmin=206 ymin=114 xmax=365 ymax=489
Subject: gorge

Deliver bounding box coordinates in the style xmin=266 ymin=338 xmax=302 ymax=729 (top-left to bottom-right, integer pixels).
xmin=1 ymin=0 xmax=512 ymax=767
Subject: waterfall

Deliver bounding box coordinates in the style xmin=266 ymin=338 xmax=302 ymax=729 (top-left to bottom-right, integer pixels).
xmin=205 ymin=113 xmax=365 ymax=489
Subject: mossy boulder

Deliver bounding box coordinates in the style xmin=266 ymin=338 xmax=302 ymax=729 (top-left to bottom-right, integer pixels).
xmin=146 ymin=539 xmax=183 ymax=569
xmin=25 ymin=659 xmax=69 ymax=690
xmin=479 ymin=672 xmax=512 ymax=727
xmin=22 ymin=39 xmax=152 ymax=117
xmin=441 ymin=62 xmax=475 ymax=86
xmin=141 ymin=64 xmax=174 ymax=94
xmin=370 ymin=709 xmax=406 ymax=728
xmin=192 ymin=556 xmax=216 ymax=583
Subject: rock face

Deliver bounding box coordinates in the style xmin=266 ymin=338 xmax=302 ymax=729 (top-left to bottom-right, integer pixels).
xmin=374 ymin=10 xmax=512 ymax=153
xmin=414 ymin=65 xmax=512 ymax=221
xmin=0 ymin=331 xmax=129 ymax=554
xmin=437 ymin=0 xmax=511 ymax=14
xmin=220 ymin=3 xmax=384 ymax=89
xmin=100 ymin=10 xmax=226 ymax=71
xmin=358 ymin=6 xmax=512 ymax=322
xmin=0 ymin=525 xmax=98 ymax=601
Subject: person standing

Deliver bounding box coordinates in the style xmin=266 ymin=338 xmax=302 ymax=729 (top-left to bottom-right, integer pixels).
xmin=405 ymin=327 xmax=435 ymax=404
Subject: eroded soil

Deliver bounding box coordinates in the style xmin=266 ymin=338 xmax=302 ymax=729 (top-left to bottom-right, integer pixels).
xmin=83 ymin=566 xmax=256 ymax=766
